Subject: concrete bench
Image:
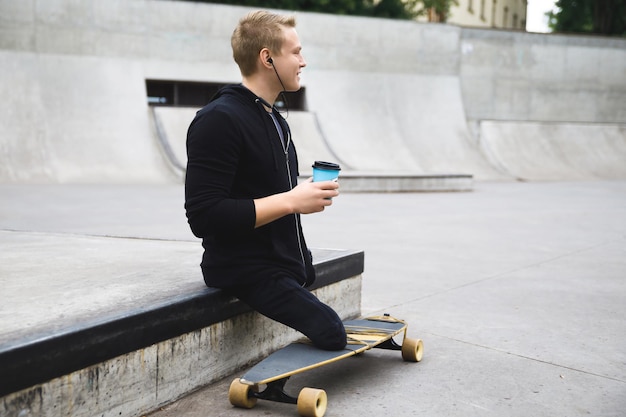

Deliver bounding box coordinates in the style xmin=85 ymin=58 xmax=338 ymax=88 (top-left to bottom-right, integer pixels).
xmin=1 ymin=248 xmax=363 ymax=417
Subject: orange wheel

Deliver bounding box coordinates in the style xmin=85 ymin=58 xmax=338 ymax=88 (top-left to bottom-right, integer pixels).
xmin=401 ymin=337 xmax=424 ymax=362
xmin=297 ymin=387 xmax=327 ymax=417
xmin=228 ymin=378 xmax=257 ymax=409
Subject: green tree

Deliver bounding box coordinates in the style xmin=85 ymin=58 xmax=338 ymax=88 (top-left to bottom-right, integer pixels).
xmin=372 ymin=0 xmax=421 ymax=19
xmin=415 ymin=0 xmax=459 ymax=22
xmin=547 ymin=0 xmax=626 ymax=36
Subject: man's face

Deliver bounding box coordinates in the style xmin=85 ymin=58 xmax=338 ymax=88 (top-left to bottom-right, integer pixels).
xmin=274 ymin=27 xmax=306 ymax=91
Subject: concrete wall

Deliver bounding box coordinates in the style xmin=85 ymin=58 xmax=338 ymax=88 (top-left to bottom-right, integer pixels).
xmin=0 ymin=1 xmax=244 ymax=183
xmin=1 ymin=0 xmax=625 ymax=183
xmin=460 ymin=29 xmax=626 ymax=124
xmin=458 ymin=29 xmax=626 ymax=179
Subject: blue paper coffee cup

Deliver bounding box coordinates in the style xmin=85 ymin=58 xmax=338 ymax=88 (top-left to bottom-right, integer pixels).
xmin=312 ymin=161 xmax=341 ymax=182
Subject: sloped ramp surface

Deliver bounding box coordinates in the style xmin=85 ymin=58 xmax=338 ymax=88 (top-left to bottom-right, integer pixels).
xmin=285 ymin=111 xmax=339 ymax=175
xmin=152 ymin=107 xmax=340 ymax=177
xmin=0 ymin=51 xmax=174 ymax=184
xmin=151 ymin=106 xmax=197 ymax=177
xmin=303 ymin=70 xmax=504 ymax=180
xmin=479 ymin=121 xmax=626 ymax=181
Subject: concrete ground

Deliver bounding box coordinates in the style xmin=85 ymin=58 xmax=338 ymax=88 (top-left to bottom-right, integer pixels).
xmin=1 ymin=180 xmax=625 ymax=416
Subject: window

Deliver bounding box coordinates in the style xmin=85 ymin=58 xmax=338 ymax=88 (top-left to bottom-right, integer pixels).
xmin=146 ymin=80 xmax=221 ymax=107
xmin=146 ymin=80 xmax=306 ymax=111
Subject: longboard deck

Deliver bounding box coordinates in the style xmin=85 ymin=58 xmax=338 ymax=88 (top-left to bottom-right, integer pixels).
xmin=229 ymin=315 xmax=423 ymax=416
xmin=240 ymin=317 xmax=407 ymax=386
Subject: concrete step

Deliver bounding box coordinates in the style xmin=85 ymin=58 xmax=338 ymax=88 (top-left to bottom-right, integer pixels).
xmin=0 ymin=248 xmax=364 ymax=417
xmin=329 ymin=172 xmax=474 ymax=192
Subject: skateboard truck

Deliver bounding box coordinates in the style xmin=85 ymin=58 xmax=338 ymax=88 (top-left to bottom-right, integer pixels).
xmin=230 ymin=377 xmax=328 ymax=417
xmin=376 ymin=336 xmax=403 ymax=351
xmin=249 ymin=377 xmax=297 ymax=404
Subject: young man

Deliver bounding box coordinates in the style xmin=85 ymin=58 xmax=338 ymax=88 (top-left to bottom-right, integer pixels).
xmin=185 ymin=10 xmax=347 ymax=351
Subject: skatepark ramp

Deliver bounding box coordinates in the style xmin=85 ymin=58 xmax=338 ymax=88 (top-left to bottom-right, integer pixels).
xmin=301 ymin=70 xmax=504 ymax=181
xmin=2 ymin=1 xmax=625 ymax=186
xmin=2 ymin=1 xmax=626 ymax=415
xmin=152 ymin=105 xmax=475 ymax=191
xmin=151 ymin=107 xmax=340 ymax=179
xmin=478 ymin=121 xmax=626 ymax=181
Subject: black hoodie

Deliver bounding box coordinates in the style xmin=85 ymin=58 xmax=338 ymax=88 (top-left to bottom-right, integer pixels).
xmin=185 ymin=84 xmax=315 ymax=288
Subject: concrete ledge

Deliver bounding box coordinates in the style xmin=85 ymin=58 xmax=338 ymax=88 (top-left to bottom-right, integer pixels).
xmin=301 ymin=173 xmax=474 ymax=192
xmin=0 ymin=249 xmax=363 ymax=417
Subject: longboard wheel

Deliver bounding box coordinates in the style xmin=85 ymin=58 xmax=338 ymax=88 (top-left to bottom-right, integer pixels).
xmin=228 ymin=379 xmax=257 ymax=409
xmin=297 ymin=387 xmax=327 ymax=417
xmin=401 ymin=337 xmax=424 ymax=362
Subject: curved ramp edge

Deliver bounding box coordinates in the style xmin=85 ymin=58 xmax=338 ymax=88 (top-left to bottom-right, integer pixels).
xmin=303 ymin=70 xmax=505 ymax=180
xmin=479 ymin=121 xmax=626 ymax=181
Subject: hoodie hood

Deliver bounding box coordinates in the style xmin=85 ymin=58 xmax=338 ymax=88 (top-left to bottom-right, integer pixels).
xmin=210 ymin=84 xmax=289 ymax=171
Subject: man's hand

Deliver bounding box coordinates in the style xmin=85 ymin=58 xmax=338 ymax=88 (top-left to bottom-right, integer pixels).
xmin=288 ymin=178 xmax=339 ymax=214
xmin=254 ymin=178 xmax=339 ymax=228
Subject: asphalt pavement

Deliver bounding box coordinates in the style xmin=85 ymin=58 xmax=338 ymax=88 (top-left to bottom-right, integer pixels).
xmin=1 ymin=180 xmax=625 ymax=416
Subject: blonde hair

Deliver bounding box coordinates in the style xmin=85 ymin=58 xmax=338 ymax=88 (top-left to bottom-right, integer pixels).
xmin=231 ymin=10 xmax=296 ymax=77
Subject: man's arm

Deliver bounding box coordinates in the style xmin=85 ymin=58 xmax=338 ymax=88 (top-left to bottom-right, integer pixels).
xmin=185 ymin=108 xmax=257 ymax=238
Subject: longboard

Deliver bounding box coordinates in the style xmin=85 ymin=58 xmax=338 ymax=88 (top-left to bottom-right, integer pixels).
xmin=229 ymin=314 xmax=423 ymax=417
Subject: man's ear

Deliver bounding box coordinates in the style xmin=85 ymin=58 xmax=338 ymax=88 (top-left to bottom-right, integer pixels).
xmin=260 ymin=48 xmax=273 ymax=68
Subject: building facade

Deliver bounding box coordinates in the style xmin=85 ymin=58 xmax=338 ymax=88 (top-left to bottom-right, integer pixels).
xmin=417 ymin=0 xmax=528 ymax=31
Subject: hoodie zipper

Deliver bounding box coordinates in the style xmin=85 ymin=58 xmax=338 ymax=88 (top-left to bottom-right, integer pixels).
xmin=269 ymin=111 xmax=307 ymax=284
xmin=285 ymin=140 xmax=307 ymax=286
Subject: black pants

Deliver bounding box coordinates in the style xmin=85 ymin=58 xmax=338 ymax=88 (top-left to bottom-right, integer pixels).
xmin=225 ymin=275 xmax=347 ymax=351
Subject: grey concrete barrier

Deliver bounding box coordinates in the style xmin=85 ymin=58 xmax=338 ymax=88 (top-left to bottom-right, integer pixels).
xmin=0 ymin=249 xmax=363 ymax=417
